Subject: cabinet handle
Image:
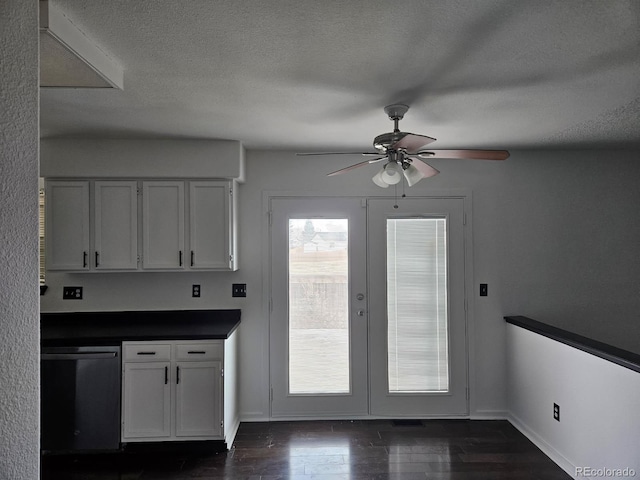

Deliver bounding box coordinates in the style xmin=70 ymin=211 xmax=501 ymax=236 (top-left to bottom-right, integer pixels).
xmin=164 ymin=366 xmax=168 ymax=385
xmin=191 ymin=251 xmax=194 ymax=267
xmin=95 ymin=251 xmax=100 ymax=267
xmin=187 ymin=351 xmax=206 ymax=355
xmin=136 ymin=351 xmax=156 ymax=356
xmin=179 ymin=250 xmax=183 ymax=266
xmin=83 ymin=251 xmax=88 ymax=268
xmin=176 ymin=366 xmax=180 ymax=384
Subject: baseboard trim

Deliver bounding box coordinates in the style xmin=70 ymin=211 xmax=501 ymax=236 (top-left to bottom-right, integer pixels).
xmin=508 ymin=412 xmax=577 ymax=479
xmin=224 ymin=416 xmax=241 ymax=448
xmin=239 ymin=412 xmax=269 ymax=422
xmin=470 ymin=410 xmax=508 ymax=420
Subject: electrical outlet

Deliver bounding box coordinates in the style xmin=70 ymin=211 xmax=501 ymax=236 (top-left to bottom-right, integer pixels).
xmin=192 ymin=285 xmax=201 ymax=297
xmin=553 ymin=403 xmax=560 ymax=422
xmin=232 ymin=283 xmax=247 ymax=297
xmin=62 ymin=286 xmax=83 ymax=300
xmin=479 ymin=283 xmax=488 ymax=296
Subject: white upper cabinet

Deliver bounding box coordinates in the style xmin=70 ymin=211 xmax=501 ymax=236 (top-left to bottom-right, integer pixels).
xmin=189 ymin=181 xmax=234 ymax=270
xmin=46 ymin=181 xmax=90 ymax=270
xmin=142 ymin=180 xmax=237 ymax=271
xmin=94 ymin=181 xmax=138 ymax=270
xmin=45 ymin=179 xmax=237 ymax=272
xmin=142 ymin=181 xmax=185 ymax=270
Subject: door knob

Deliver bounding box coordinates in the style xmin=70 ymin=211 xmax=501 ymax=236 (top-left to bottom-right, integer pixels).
xmin=356 ymin=309 xmax=365 ymax=317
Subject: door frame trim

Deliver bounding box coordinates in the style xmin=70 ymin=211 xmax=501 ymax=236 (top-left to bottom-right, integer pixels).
xmin=262 ymin=190 xmax=476 ymax=419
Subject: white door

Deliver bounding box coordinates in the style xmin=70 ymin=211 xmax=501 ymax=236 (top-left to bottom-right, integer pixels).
xmin=175 ymin=361 xmax=222 ymax=437
xmin=122 ymin=362 xmax=171 ymax=439
xmin=269 ymin=197 xmax=368 ymax=417
xmin=142 ymin=181 xmax=185 ymax=269
xmin=94 ymin=181 xmax=138 ymax=270
xmin=45 ymin=181 xmax=90 ymax=270
xmin=368 ymin=197 xmax=468 ymax=417
xmin=189 ymin=181 xmax=231 ymax=269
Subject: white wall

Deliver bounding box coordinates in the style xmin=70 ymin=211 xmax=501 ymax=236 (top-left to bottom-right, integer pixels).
xmin=41 ymin=146 xmax=640 ymax=423
xmin=41 ymin=138 xmax=246 ymax=181
xmin=0 ymin=1 xmax=40 ymax=478
xmin=507 ymin=324 xmax=640 ymax=478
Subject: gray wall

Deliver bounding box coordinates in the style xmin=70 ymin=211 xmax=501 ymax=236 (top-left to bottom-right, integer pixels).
xmin=0 ymin=0 xmax=40 ymax=478
xmin=41 ymin=147 xmax=640 ymax=422
xmin=499 ymin=151 xmax=640 ymax=351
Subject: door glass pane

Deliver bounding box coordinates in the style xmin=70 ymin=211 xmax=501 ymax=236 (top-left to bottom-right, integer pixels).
xmin=387 ymin=218 xmax=449 ymax=393
xmin=288 ymin=219 xmax=350 ymax=394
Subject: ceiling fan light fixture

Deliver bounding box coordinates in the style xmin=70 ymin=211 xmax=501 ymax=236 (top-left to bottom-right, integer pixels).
xmin=372 ymin=169 xmax=390 ymax=188
xmin=380 ymin=162 xmax=402 ymax=185
xmin=402 ymin=164 xmax=424 ymax=186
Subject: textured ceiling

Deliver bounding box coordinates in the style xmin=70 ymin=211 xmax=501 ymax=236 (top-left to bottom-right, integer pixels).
xmin=40 ymin=0 xmax=640 ymax=150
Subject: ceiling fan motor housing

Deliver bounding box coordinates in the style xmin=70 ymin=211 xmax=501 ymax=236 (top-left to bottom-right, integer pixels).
xmin=373 ymin=131 xmax=408 ymax=153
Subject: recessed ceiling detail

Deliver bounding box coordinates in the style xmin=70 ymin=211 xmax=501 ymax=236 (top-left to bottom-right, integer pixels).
xmin=39 ymin=0 xmax=123 ymax=89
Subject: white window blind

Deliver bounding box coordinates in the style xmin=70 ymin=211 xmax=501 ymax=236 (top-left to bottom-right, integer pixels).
xmin=387 ymin=218 xmax=449 ymax=392
xmin=39 ymin=188 xmax=46 ymax=285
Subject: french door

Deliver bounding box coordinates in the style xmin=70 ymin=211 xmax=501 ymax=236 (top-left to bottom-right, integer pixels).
xmin=367 ymin=197 xmax=468 ymax=417
xmin=269 ymin=197 xmax=368 ymax=417
xmin=269 ymin=195 xmax=468 ymax=418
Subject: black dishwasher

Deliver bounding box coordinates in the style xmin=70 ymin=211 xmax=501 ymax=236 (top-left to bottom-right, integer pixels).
xmin=41 ymin=345 xmax=121 ymax=452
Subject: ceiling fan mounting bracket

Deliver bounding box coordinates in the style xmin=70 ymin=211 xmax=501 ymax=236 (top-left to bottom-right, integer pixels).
xmin=384 ymin=104 xmax=409 ymax=121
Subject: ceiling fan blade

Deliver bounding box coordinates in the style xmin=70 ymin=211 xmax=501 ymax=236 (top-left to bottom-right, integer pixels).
xmin=391 ymin=133 xmax=437 ymax=153
xmin=407 ymin=157 xmax=440 ymax=178
xmin=297 ymin=152 xmax=381 ymax=157
xmin=418 ymin=149 xmax=510 ymax=160
xmin=327 ymin=157 xmax=385 ymax=176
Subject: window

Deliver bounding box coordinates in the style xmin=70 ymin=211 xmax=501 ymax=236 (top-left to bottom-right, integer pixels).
xmin=288 ymin=218 xmax=350 ymax=394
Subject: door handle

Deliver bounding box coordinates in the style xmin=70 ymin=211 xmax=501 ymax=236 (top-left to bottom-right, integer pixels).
xmin=356 ymin=309 xmax=365 ymax=317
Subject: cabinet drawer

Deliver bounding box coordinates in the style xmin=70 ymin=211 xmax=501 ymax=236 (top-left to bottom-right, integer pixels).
xmin=124 ymin=343 xmax=172 ymax=362
xmin=175 ymin=342 xmax=222 ymax=361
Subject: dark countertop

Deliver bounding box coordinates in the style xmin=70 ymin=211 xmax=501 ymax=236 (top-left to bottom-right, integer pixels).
xmin=505 ymin=315 xmax=640 ymax=374
xmin=41 ymin=309 xmax=241 ymax=346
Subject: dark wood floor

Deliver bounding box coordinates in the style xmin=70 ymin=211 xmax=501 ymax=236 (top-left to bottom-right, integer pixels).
xmin=42 ymin=419 xmax=572 ymax=479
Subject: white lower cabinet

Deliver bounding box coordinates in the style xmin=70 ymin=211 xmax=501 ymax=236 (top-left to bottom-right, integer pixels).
xmin=122 ymin=340 xmax=225 ymax=442
xmin=123 ymin=361 xmax=172 ymax=439
xmin=175 ymin=360 xmax=222 ymax=437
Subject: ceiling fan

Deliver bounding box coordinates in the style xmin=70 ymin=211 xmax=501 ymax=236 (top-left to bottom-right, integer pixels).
xmin=298 ymin=104 xmax=509 ymax=188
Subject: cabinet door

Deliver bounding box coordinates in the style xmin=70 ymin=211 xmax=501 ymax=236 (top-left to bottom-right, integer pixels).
xmin=94 ymin=181 xmax=138 ymax=270
xmin=142 ymin=181 xmax=184 ymax=269
xmin=45 ymin=181 xmax=90 ymax=270
xmin=175 ymin=361 xmax=222 ymax=438
xmin=189 ymin=181 xmax=232 ymax=269
xmin=122 ymin=362 xmax=171 ymax=439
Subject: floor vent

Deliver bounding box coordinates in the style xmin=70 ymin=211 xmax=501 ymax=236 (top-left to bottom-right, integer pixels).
xmin=391 ymin=419 xmax=424 ymax=427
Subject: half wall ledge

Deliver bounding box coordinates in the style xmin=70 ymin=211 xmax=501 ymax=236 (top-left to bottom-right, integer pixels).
xmin=505 ymin=316 xmax=640 ymax=374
